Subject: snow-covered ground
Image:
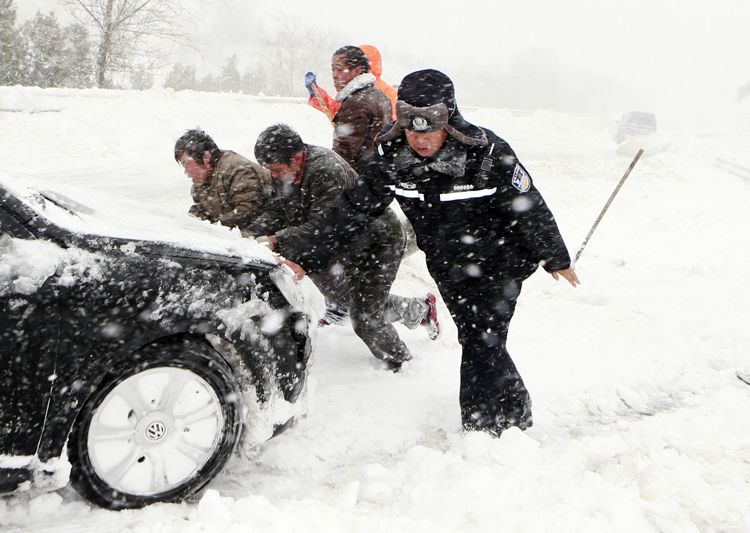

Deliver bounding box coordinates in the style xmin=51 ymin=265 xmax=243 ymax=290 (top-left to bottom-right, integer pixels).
xmin=1 ymin=86 xmax=749 ymax=532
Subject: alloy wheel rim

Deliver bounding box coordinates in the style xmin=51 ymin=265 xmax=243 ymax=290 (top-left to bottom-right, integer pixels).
xmin=87 ymin=366 xmax=225 ymax=496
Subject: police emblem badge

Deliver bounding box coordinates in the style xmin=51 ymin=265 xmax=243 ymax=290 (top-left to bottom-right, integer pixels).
xmin=411 ymin=116 xmax=429 ymax=131
xmin=511 ymin=164 xmax=531 ymax=192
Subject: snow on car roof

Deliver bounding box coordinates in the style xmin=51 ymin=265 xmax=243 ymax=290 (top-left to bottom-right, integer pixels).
xmin=0 ymin=174 xmax=276 ymax=265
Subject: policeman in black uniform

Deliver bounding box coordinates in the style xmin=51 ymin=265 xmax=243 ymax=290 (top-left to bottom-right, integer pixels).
xmin=284 ymin=69 xmax=580 ymax=437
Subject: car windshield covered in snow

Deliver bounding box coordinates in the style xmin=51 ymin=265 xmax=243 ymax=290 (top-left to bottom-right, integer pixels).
xmin=0 ymin=175 xmax=323 ymax=509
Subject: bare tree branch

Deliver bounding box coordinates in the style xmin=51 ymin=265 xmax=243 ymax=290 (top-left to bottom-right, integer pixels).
xmin=60 ymin=0 xmax=195 ymax=88
xmin=261 ymin=12 xmax=338 ymax=97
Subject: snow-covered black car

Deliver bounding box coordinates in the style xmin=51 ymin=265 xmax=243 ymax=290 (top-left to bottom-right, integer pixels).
xmin=0 ymin=177 xmax=322 ymax=509
xmin=615 ymin=111 xmax=657 ymax=143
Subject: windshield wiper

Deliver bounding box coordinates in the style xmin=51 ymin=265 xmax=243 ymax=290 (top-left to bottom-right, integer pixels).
xmin=38 ymin=190 xmax=94 ymax=217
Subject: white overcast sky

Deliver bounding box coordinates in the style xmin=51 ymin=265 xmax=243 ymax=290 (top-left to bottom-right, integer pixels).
xmin=15 ymin=0 xmax=750 ymax=119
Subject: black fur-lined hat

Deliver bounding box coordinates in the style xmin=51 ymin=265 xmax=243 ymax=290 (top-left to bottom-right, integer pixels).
xmin=377 ymin=69 xmax=487 ymax=146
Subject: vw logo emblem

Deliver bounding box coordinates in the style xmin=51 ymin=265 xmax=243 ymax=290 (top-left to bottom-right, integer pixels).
xmin=145 ymin=421 xmax=167 ymax=442
xmin=411 ymin=116 xmax=429 ymax=131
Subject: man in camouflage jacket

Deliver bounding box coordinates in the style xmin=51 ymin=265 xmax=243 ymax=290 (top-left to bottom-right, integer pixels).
xmin=174 ymin=129 xmax=269 ymax=229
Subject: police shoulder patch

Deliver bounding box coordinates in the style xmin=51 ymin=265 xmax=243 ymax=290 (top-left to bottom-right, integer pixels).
xmin=511 ymin=164 xmax=531 ymax=193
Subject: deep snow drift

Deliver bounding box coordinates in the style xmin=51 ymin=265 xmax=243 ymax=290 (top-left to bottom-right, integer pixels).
xmin=1 ymin=87 xmax=749 ymax=532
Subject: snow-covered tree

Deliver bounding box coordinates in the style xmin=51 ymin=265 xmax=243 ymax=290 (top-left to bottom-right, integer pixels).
xmin=261 ymin=15 xmax=336 ymax=96
xmin=61 ymin=0 xmax=192 ymax=88
xmin=21 ymin=12 xmax=67 ymax=88
xmin=60 ymin=23 xmax=93 ymax=88
xmin=0 ymin=0 xmax=26 ymax=85
xmin=129 ymin=65 xmax=153 ymax=90
xmin=164 ymin=62 xmax=197 ymax=91
xmin=240 ymin=65 xmax=265 ymax=95
xmin=197 ymin=72 xmax=217 ymax=93
xmin=217 ymin=54 xmax=241 ymax=93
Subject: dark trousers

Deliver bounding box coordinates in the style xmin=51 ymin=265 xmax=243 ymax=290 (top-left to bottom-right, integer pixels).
xmin=313 ymin=210 xmax=412 ymax=363
xmin=435 ymin=268 xmax=532 ymax=434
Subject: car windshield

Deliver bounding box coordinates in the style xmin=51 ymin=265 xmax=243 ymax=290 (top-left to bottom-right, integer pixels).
xmin=0 ymin=175 xmax=276 ymax=263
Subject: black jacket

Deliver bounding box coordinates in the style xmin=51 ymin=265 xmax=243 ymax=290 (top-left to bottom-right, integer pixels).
xmin=287 ymin=128 xmax=571 ymax=281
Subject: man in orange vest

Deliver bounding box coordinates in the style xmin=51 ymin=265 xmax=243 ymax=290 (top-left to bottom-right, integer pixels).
xmin=305 ymin=44 xmax=397 ymax=121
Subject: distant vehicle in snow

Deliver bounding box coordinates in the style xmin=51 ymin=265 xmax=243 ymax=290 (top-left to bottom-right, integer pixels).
xmin=615 ymin=111 xmax=657 ymax=143
xmin=0 ymin=178 xmax=319 ymax=509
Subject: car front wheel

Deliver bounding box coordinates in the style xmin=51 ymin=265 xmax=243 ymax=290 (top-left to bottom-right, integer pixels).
xmin=68 ymin=338 xmax=242 ymax=509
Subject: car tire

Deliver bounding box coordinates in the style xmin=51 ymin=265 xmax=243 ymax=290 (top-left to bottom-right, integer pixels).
xmin=67 ymin=338 xmax=242 ymax=509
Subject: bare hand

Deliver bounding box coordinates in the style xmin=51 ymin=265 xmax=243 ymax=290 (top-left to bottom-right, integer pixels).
xmin=277 ymin=257 xmax=306 ymax=281
xmin=551 ymin=268 xmax=580 ymax=287
xmin=257 ymin=234 xmax=278 ymax=251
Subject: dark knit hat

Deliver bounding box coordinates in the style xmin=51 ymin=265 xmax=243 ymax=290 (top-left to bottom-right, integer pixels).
xmin=376 ymin=69 xmax=487 ymax=146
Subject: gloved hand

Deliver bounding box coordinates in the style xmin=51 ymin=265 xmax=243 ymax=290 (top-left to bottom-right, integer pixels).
xmin=304 ymin=71 xmax=317 ymax=96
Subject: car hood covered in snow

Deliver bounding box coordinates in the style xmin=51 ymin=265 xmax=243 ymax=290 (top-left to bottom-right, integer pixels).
xmin=0 ymin=174 xmax=276 ymax=265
